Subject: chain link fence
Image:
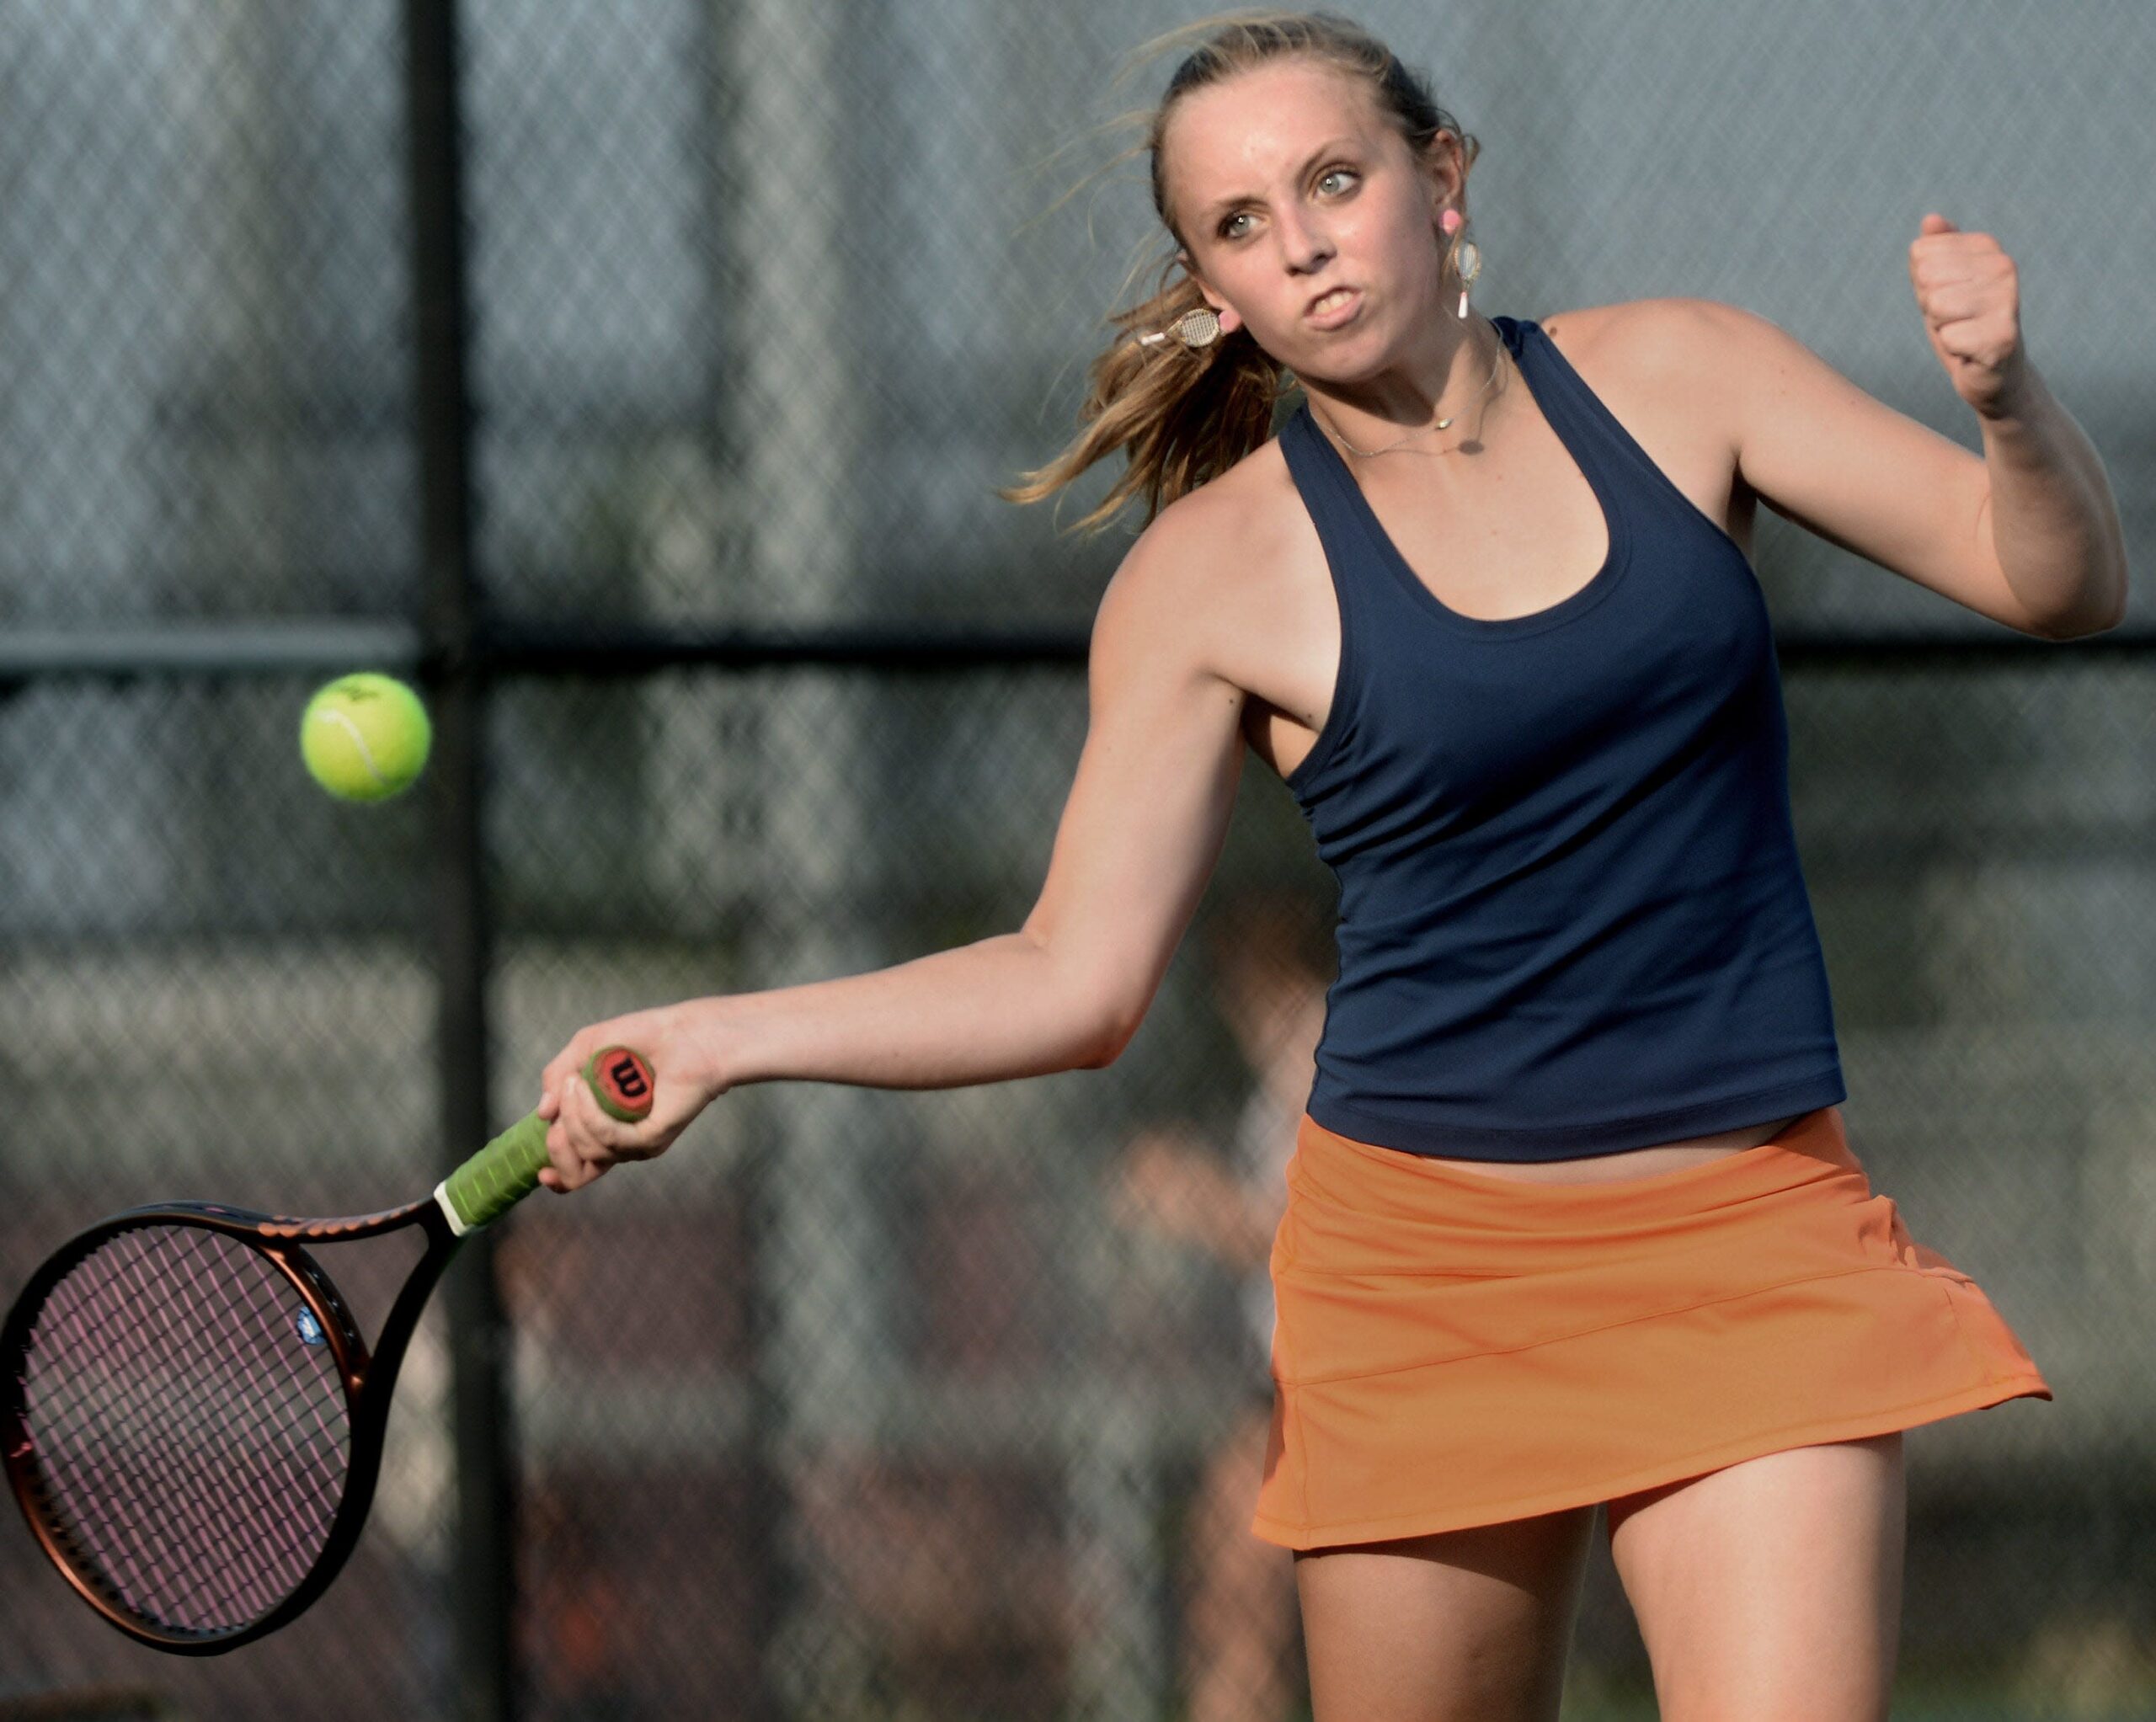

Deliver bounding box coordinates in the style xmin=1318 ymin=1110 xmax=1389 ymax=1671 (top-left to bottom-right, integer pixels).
xmin=3 ymin=2 xmax=2153 ymax=1718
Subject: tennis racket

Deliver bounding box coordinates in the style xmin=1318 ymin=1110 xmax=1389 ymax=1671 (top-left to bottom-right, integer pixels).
xmin=2 ymin=1043 xmax=656 ymax=1655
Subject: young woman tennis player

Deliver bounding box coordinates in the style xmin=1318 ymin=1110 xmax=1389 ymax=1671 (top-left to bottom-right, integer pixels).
xmin=534 ymin=13 xmax=2126 ymax=1718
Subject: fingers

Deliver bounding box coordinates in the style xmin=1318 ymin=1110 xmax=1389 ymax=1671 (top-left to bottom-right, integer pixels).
xmin=533 ymin=1015 xmax=700 ymax=1195
xmin=543 ymin=1073 xmax=626 ymax=1194
xmin=1910 ymin=250 xmax=2011 ymax=296
xmin=536 ymin=1039 xmax=589 ymax=1122
xmin=542 ymin=1060 xmax=687 ymax=1194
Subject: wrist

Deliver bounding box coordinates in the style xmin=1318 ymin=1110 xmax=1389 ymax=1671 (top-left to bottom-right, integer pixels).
xmin=675 ymin=992 xmax=751 ymax=1096
xmin=1974 ymin=350 xmax=2041 ymax=425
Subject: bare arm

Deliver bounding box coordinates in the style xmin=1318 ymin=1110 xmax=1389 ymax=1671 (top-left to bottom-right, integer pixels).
xmin=704 ymin=930 xmax=1118 ymax=1090
xmin=534 ymin=497 xmax=1252 ymax=1186
xmin=1662 ymin=296 xmax=2127 ymax=640
xmin=715 ymin=501 xmax=1249 ymax=1088
xmin=1972 ymin=360 xmax=2129 ymax=638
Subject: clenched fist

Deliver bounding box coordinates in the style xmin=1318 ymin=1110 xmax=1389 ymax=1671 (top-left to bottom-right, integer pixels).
xmin=1908 ymin=211 xmax=2028 ymax=419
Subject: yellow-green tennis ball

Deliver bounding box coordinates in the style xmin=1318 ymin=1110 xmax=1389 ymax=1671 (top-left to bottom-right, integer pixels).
xmin=300 ymin=674 xmax=432 ymax=802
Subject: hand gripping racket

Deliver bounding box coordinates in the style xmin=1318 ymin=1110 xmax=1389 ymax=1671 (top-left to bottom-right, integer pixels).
xmin=2 ymin=1044 xmax=655 ymax=1654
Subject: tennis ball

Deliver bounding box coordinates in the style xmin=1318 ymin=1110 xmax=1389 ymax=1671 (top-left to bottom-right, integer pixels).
xmin=300 ymin=673 xmax=432 ymax=802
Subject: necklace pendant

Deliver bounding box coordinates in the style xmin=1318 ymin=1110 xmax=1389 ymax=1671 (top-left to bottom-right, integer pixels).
xmin=1433 ymin=412 xmax=1455 ymax=431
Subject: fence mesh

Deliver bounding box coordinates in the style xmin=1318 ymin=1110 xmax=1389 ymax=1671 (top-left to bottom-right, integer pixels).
xmin=3 ymin=2 xmax=2153 ymax=1719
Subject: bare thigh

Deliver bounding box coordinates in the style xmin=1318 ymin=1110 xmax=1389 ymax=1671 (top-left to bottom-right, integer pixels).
xmin=1606 ymin=1433 xmax=1905 ymax=1722
xmin=1294 ymin=1504 xmax=1597 ymax=1722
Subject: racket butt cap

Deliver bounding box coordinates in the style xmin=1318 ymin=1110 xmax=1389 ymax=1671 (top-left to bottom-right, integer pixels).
xmin=585 ymin=1045 xmax=656 ymax=1123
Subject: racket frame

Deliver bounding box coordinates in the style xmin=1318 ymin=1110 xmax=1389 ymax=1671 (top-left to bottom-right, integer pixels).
xmin=3 ymin=1192 xmax=459 ymax=1655
xmin=4 ymin=1043 xmax=649 ymax=1653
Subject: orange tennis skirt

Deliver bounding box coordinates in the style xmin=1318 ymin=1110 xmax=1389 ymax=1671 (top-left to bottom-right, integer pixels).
xmin=1252 ymin=1103 xmax=2052 ymax=1550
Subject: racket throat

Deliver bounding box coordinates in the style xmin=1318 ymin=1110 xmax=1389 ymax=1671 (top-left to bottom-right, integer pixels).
xmin=433 ymin=1181 xmax=476 ymax=1237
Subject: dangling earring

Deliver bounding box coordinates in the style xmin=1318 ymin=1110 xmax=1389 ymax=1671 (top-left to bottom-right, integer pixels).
xmin=1440 ymin=207 xmax=1481 ymax=322
xmin=1137 ymin=307 xmax=1223 ymax=350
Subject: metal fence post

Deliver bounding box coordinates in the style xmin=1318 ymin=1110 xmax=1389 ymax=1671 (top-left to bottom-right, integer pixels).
xmin=404 ymin=3 xmax=511 ymax=1719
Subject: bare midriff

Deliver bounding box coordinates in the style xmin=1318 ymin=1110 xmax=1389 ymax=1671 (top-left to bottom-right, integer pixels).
xmin=1411 ymin=1112 xmax=1808 ymax=1185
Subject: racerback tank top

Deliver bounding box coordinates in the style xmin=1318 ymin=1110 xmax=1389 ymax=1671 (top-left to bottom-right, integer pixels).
xmin=1276 ymin=312 xmax=1846 ymax=1161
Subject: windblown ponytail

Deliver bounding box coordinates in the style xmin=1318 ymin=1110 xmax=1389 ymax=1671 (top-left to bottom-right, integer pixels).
xmin=998 ymin=253 xmax=1294 ymax=536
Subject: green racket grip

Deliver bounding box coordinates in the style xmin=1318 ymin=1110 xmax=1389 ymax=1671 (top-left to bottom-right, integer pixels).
xmin=435 ymin=1045 xmax=656 ymax=1234
xmin=439 ymin=1113 xmax=552 ymax=1234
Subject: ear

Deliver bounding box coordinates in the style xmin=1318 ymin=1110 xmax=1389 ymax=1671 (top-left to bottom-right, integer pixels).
xmin=1417 ymin=128 xmax=1468 ymax=216
xmin=1175 ymin=250 xmax=1245 ymax=336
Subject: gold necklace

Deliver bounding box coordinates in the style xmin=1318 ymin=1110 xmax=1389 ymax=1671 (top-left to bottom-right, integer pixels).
xmin=1309 ymin=321 xmax=1508 ymax=458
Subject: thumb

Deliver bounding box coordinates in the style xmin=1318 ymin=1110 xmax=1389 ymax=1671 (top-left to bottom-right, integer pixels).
xmin=1919 ymin=211 xmax=1957 ymax=237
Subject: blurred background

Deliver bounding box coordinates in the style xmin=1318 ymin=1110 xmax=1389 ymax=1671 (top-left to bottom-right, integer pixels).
xmin=2 ymin=2 xmax=2153 ymax=1718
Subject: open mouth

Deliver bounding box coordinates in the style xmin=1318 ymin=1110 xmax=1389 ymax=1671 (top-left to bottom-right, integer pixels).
xmin=1305 ymin=286 xmax=1359 ymax=323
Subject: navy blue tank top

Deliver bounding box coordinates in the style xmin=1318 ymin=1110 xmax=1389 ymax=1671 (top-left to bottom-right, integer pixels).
xmin=1277 ymin=312 xmax=1846 ymax=1160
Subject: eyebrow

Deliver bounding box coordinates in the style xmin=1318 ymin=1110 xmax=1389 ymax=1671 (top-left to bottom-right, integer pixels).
xmin=1193 ymin=138 xmax=1364 ymax=227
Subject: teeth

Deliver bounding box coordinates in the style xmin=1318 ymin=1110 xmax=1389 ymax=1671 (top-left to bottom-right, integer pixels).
xmin=1313 ymin=288 xmax=1353 ymax=312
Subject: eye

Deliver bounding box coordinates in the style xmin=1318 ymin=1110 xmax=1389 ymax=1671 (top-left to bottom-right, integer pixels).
xmin=1316 ymin=165 xmax=1358 ymax=196
xmin=1219 ymin=209 xmax=1252 ymax=241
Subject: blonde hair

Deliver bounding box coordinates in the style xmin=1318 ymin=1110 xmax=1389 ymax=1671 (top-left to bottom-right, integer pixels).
xmin=1000 ymin=10 xmax=1481 ymax=536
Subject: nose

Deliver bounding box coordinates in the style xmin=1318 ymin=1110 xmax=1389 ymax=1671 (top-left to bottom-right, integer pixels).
xmin=1273 ymin=205 xmax=1333 ymax=274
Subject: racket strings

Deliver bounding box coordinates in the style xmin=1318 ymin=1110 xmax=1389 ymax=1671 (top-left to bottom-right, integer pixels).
xmin=17 ymin=1224 xmax=355 ymax=1634
xmin=30 ymin=1228 xmax=350 ymax=1626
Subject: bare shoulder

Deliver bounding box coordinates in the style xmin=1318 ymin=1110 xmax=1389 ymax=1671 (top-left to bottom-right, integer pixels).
xmin=1542 ymin=295 xmax=1748 ymax=378
xmin=1091 ymin=469 xmax=1259 ymax=688
xmin=1096 ymin=435 xmax=1305 ymax=667
xmin=1535 ymin=299 xmax=1630 ymax=353
xmin=1540 ymin=296 xmax=1756 ymax=448
xmin=1155 ymin=430 xmax=1305 ymax=566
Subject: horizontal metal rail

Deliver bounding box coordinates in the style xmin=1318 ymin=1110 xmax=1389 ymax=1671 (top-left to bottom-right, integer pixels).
xmin=2 ymin=619 xmax=2149 ymax=684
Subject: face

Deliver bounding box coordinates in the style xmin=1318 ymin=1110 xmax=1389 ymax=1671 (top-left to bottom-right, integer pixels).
xmin=1161 ymin=58 xmax=1461 ymax=376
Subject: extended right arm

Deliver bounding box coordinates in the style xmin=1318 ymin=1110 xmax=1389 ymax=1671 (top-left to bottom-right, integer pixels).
xmin=536 ymin=498 xmax=1253 ymax=1186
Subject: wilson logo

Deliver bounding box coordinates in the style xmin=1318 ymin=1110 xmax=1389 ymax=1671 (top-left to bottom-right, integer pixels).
xmin=600 ymin=1050 xmax=654 ymax=1112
